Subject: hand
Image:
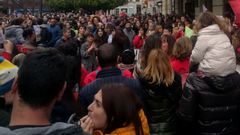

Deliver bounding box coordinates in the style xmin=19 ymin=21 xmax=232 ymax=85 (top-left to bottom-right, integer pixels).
xmin=80 ymin=115 xmax=94 ymax=134
xmin=3 ymin=40 xmax=13 ymax=54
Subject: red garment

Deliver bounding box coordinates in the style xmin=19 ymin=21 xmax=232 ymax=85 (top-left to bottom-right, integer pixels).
xmin=80 ymin=67 xmax=89 ymax=87
xmin=83 ymin=66 xmax=133 ymax=87
xmin=171 ymin=57 xmax=190 ymax=87
xmin=1 ymin=52 xmax=12 ymax=61
xmin=133 ymin=35 xmax=145 ymax=49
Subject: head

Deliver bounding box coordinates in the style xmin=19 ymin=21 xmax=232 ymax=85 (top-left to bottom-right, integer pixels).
xmin=120 ymin=49 xmax=135 ymax=65
xmin=12 ymin=53 xmax=26 ymax=67
xmin=172 ymin=37 xmax=192 ymax=60
xmin=141 ymin=33 xmax=162 ymax=68
xmin=10 ymin=18 xmax=24 ymax=26
xmin=16 ymin=48 xmax=67 ymax=109
xmin=49 ymin=18 xmax=57 ymax=27
xmin=97 ymin=44 xmax=118 ymax=68
xmin=155 ymin=25 xmax=163 ymax=34
xmin=163 ymin=24 xmax=172 ymax=35
xmin=97 ymin=28 xmax=105 ymax=37
xmin=142 ymin=49 xmax=174 ymax=86
xmin=86 ymin=34 xmax=94 ymax=44
xmin=79 ymin=25 xmax=86 ymax=35
xmin=0 ymin=58 xmax=18 ymax=105
xmin=161 ymin=35 xmax=175 ymax=56
xmin=62 ymin=27 xmax=71 ymax=39
xmin=125 ymin=21 xmax=132 ymax=31
xmin=88 ymin=83 xmax=143 ymax=134
xmin=196 ymin=11 xmax=226 ymax=32
xmin=23 ymin=28 xmax=36 ymax=44
xmin=138 ymin=27 xmax=145 ymax=36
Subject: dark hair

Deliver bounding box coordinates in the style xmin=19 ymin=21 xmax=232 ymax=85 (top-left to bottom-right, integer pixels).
xmin=97 ymin=44 xmax=118 ymax=68
xmin=121 ymin=49 xmax=135 ymax=64
xmin=112 ymin=29 xmax=131 ymax=54
xmin=10 ymin=18 xmax=24 ymax=25
xmin=141 ymin=33 xmax=162 ymax=67
xmin=94 ymin=28 xmax=107 ymax=47
xmin=17 ymin=48 xmax=67 ymax=108
xmin=161 ymin=35 xmax=175 ymax=56
xmin=101 ymin=83 xmax=143 ymax=135
xmin=23 ymin=28 xmax=35 ymax=39
xmin=163 ymin=24 xmax=173 ymax=33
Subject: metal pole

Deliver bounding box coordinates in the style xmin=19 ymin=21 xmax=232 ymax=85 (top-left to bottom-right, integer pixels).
xmin=40 ymin=0 xmax=43 ymax=17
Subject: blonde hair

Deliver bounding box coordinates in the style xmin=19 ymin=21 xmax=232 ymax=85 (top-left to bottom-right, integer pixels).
xmin=142 ymin=49 xmax=174 ymax=86
xmin=172 ymin=37 xmax=192 ymax=60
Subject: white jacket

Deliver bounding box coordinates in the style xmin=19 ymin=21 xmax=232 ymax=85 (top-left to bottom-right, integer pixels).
xmin=190 ymin=24 xmax=236 ymax=76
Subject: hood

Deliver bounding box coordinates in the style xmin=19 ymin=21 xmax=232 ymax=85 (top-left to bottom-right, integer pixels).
xmin=5 ymin=25 xmax=22 ymax=31
xmin=198 ymin=24 xmax=223 ymax=36
xmin=0 ymin=122 xmax=87 ymax=135
xmin=203 ymin=72 xmax=239 ymax=92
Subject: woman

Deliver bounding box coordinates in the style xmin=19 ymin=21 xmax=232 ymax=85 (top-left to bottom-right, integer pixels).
xmin=135 ymin=48 xmax=182 ymax=135
xmin=80 ymin=83 xmax=150 ymax=135
xmin=161 ymin=34 xmax=175 ymax=57
xmin=190 ymin=11 xmax=236 ymax=76
xmin=171 ymin=37 xmax=192 ymax=86
xmin=94 ymin=28 xmax=108 ymax=48
xmin=133 ymin=27 xmax=146 ymax=49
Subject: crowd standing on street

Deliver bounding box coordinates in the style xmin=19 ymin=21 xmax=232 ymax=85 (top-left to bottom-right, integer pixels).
xmin=0 ymin=9 xmax=240 ymax=135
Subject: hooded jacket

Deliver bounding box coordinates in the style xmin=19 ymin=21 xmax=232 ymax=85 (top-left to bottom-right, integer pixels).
xmin=178 ymin=72 xmax=240 ymax=135
xmin=0 ymin=122 xmax=89 ymax=135
xmin=190 ymin=24 xmax=236 ymax=76
xmin=5 ymin=25 xmax=25 ymax=45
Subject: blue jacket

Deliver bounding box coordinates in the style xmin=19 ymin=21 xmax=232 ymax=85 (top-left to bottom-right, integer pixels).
xmin=47 ymin=25 xmax=62 ymax=47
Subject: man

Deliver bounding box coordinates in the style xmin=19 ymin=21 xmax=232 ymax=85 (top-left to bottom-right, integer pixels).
xmin=47 ymin=18 xmax=62 ymax=47
xmin=55 ymin=27 xmax=72 ymax=47
xmin=79 ymin=44 xmax=142 ymax=115
xmin=123 ymin=21 xmax=135 ymax=47
xmin=0 ymin=49 xmax=89 ymax=135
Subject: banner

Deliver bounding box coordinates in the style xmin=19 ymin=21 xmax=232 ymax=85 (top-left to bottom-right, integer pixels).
xmin=229 ymin=0 xmax=240 ymax=27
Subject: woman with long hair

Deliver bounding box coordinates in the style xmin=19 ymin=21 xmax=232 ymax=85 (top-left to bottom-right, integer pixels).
xmin=135 ymin=48 xmax=182 ymax=135
xmin=80 ymin=83 xmax=150 ymax=135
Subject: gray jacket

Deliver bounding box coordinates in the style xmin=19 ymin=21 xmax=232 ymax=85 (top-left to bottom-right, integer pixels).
xmin=80 ymin=42 xmax=97 ymax=72
xmin=5 ymin=25 xmax=25 ymax=45
xmin=0 ymin=122 xmax=88 ymax=135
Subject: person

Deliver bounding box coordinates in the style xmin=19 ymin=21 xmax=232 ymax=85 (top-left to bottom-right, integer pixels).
xmin=94 ymin=28 xmax=108 ymax=48
xmin=55 ymin=27 xmax=72 ymax=47
xmin=133 ymin=27 xmax=146 ymax=49
xmin=171 ymin=37 xmax=192 ymax=86
xmin=161 ymin=34 xmax=175 ymax=57
xmin=81 ymin=34 xmax=97 ymax=72
xmin=178 ymin=61 xmax=240 ymax=134
xmin=47 ymin=17 xmax=62 ymax=47
xmin=134 ymin=49 xmax=182 ymax=135
xmin=5 ymin=18 xmax=25 ymax=45
xmin=190 ymin=11 xmax=236 ymax=76
xmin=0 ymin=48 xmax=89 ymax=135
xmin=0 ymin=57 xmax=18 ymax=127
xmin=80 ymin=83 xmax=150 ymax=135
xmin=79 ymin=44 xmax=143 ymax=115
xmin=123 ymin=21 xmax=135 ymax=47
xmin=83 ymin=44 xmax=133 ymax=86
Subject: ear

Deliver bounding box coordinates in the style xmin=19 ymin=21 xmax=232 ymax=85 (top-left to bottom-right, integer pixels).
xmin=12 ymin=76 xmax=19 ymax=94
xmin=57 ymin=82 xmax=67 ymax=101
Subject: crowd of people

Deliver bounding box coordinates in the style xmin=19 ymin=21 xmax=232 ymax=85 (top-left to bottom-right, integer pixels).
xmin=0 ymin=9 xmax=240 ymax=135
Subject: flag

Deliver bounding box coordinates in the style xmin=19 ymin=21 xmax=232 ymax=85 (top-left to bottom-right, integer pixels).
xmin=229 ymin=0 xmax=240 ymax=27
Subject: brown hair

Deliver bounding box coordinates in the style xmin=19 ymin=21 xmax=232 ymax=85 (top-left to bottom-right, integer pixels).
xmin=161 ymin=34 xmax=175 ymax=56
xmin=142 ymin=49 xmax=174 ymax=86
xmin=101 ymin=83 xmax=144 ymax=135
xmin=172 ymin=37 xmax=192 ymax=61
xmin=196 ymin=11 xmax=228 ymax=33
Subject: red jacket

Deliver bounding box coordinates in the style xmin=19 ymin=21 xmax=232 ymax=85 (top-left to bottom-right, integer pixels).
xmin=133 ymin=35 xmax=145 ymax=49
xmin=1 ymin=52 xmax=12 ymax=61
xmin=171 ymin=57 xmax=190 ymax=86
xmin=83 ymin=66 xmax=133 ymax=87
xmin=80 ymin=67 xmax=89 ymax=87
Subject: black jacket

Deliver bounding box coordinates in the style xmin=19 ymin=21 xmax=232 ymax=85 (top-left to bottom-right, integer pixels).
xmin=178 ymin=72 xmax=240 ymax=135
xmin=79 ymin=67 xmax=143 ymax=116
xmin=138 ymin=73 xmax=182 ymax=135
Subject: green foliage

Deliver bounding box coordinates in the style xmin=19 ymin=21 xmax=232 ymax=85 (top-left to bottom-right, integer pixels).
xmin=45 ymin=0 xmax=128 ymax=11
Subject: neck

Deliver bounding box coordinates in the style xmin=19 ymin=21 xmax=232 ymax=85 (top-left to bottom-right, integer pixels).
xmin=10 ymin=97 xmax=53 ymax=126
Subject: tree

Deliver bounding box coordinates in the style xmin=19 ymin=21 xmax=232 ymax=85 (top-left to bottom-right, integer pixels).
xmin=45 ymin=0 xmax=128 ymax=11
